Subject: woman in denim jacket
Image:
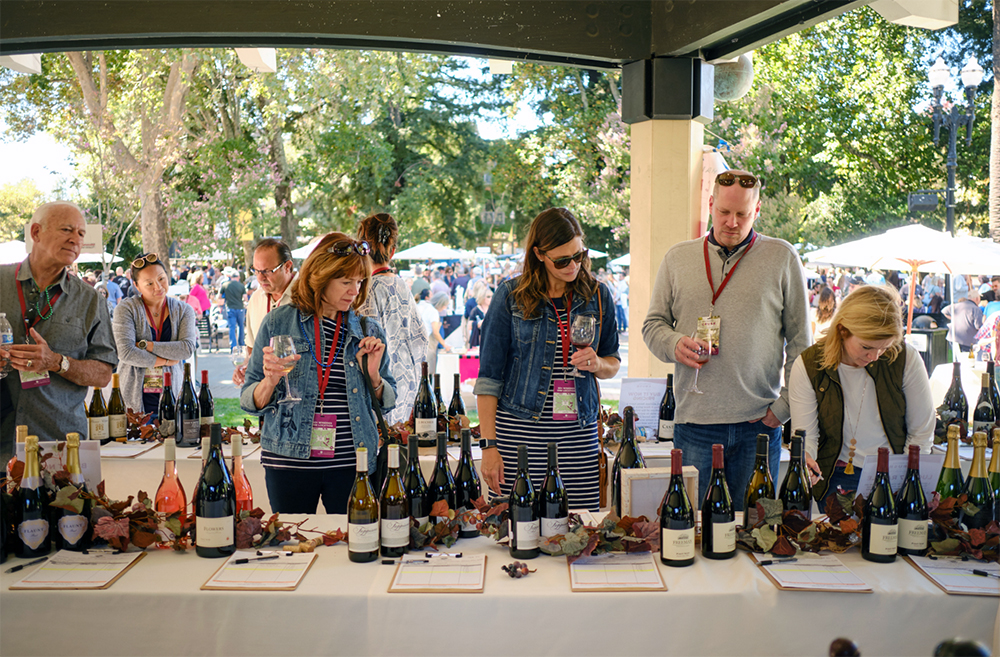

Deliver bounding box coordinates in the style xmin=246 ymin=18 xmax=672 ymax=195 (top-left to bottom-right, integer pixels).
xmin=474 ymin=208 xmax=620 ymax=511
xmin=241 ymin=232 xmax=396 ymax=514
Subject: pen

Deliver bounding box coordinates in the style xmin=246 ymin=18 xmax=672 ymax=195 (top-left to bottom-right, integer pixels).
xmin=971 ymin=570 xmax=1000 ymax=580
xmin=234 ymin=554 xmax=280 ymax=565
xmin=757 ymin=558 xmax=798 ymax=567
xmin=5 ymin=556 xmax=49 ymax=574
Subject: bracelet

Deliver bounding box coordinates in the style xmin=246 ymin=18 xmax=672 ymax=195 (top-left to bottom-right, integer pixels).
xmin=479 ymin=438 xmax=497 ymax=449
xmin=373 ymin=380 xmax=384 ymax=393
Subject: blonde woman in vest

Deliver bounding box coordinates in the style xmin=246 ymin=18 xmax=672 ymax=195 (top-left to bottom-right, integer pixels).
xmin=789 ymin=285 xmax=934 ymax=507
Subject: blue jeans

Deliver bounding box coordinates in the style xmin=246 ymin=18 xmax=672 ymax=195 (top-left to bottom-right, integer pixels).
xmin=227 ymin=308 xmax=246 ymax=349
xmin=616 ymin=303 xmax=628 ymax=330
xmin=675 ymin=421 xmax=782 ymax=511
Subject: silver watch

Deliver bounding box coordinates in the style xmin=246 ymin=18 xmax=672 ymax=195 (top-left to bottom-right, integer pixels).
xmin=58 ymin=355 xmax=70 ymax=374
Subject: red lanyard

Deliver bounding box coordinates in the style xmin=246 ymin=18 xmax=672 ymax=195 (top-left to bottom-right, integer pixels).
xmin=314 ymin=313 xmax=343 ymax=401
xmin=703 ymin=233 xmax=757 ymax=307
xmin=15 ymin=263 xmax=63 ymax=332
xmin=371 ymin=266 xmax=392 ymax=276
xmin=549 ymin=292 xmax=573 ymax=369
xmin=143 ymin=300 xmax=168 ymax=341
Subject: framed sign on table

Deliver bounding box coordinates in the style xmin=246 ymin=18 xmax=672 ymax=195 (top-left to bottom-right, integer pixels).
xmin=621 ymin=466 xmax=699 ymax=520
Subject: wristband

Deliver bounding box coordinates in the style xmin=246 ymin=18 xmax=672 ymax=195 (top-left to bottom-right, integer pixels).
xmin=373 ymin=380 xmax=384 ymax=393
xmin=479 ymin=438 xmax=497 ymax=449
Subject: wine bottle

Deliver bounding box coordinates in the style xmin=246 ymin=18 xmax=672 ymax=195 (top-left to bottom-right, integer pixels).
xmin=158 ymin=371 xmax=177 ymax=440
xmin=895 ymin=445 xmax=928 ymax=556
xmin=403 ymin=437 xmax=429 ymax=529
xmin=454 ymin=428 xmax=482 ymax=538
xmin=508 ymin=445 xmax=540 ymax=559
xmin=861 ymin=447 xmax=897 ymax=563
xmin=6 ymin=425 xmax=27 ymax=493
xmin=660 ymin=448 xmax=695 ymax=567
xmin=743 ymin=433 xmax=775 ymax=528
xmin=447 ymin=373 xmax=466 ymax=443
xmin=348 ymin=446 xmax=379 ymax=563
xmin=943 ymin=361 xmax=968 ymax=440
xmin=989 ymin=429 xmax=1000 ymax=505
xmin=973 ymin=373 xmax=996 ymax=436
xmin=195 ymin=424 xmax=236 ymax=558
xmin=379 ymin=444 xmax=409 ymax=558
xmin=177 ymin=362 xmax=200 ymax=447
xmin=434 ymin=373 xmax=448 ymax=420
xmin=190 ymin=434 xmax=211 ymax=510
xmin=107 ymin=373 xmax=127 ymax=442
xmin=657 ymin=374 xmax=676 ymax=444
xmin=935 ymin=425 xmax=964 ymax=499
xmin=611 ymin=406 xmax=646 ymax=517
xmin=701 ymin=444 xmax=736 ymax=560
xmin=414 ymin=362 xmax=437 ymax=447
xmin=958 ymin=432 xmax=995 ymax=530
xmin=231 ymin=437 xmax=253 ymax=515
xmin=88 ymin=386 xmax=109 ymax=443
xmin=199 ymin=369 xmax=215 ymax=438
xmin=154 ymin=437 xmax=187 ymax=516
xmin=988 ymin=362 xmax=1000 ymax=434
xmin=1 ymin=484 xmax=7 ymax=563
xmin=779 ymin=430 xmax=812 ymax=520
xmin=18 ymin=435 xmax=50 ymax=558
xmin=56 ymin=432 xmax=91 ymax=551
xmin=538 ymin=442 xmax=568 ymax=539
xmin=427 ymin=433 xmax=456 ymax=526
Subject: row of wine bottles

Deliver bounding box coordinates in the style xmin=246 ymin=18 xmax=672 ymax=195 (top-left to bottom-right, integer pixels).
xmin=941 ymin=361 xmax=1000 ymax=439
xmin=85 ymin=373 xmax=127 ymax=442
xmin=413 ymin=364 xmax=466 ymax=446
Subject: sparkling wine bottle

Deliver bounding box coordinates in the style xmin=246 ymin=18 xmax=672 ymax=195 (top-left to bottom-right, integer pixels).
xmin=56 ymin=432 xmax=91 ymax=551
xmin=199 ymin=369 xmax=215 ymax=438
xmin=657 ymin=374 xmax=675 ymax=444
xmin=973 ymin=373 xmax=997 ymax=436
xmin=88 ymin=386 xmax=109 ymax=443
xmin=348 ymin=447 xmax=379 ymax=563
xmin=18 ymin=435 xmax=50 ymax=558
xmin=447 ymin=373 xmax=466 ymax=443
xmin=158 ymin=371 xmax=177 ymax=440
xmin=403 ymin=437 xmax=429 ymax=529
xmin=177 ymin=362 xmax=200 ymax=447
xmin=454 ymin=428 xmax=482 ymax=538
xmin=379 ymin=444 xmax=409 ymax=558
xmin=195 ymin=424 xmax=235 ymax=558
xmin=660 ymin=448 xmax=695 ymax=567
xmin=414 ymin=362 xmax=437 ymax=447
xmin=743 ymin=433 xmax=775 ymax=528
xmin=779 ymin=430 xmax=812 ymax=520
xmin=958 ymin=432 xmax=995 ymax=530
xmin=611 ymin=406 xmax=646 ymax=517
xmin=701 ymin=444 xmax=736 ymax=560
xmin=935 ymin=425 xmax=964 ymax=499
xmin=943 ymin=361 xmax=968 ymax=440
xmin=895 ymin=445 xmax=928 ymax=556
xmin=508 ymin=445 xmax=540 ymax=559
xmin=538 ymin=442 xmax=568 ymax=540
xmin=6 ymin=425 xmax=27 ymax=493
xmin=154 ymin=437 xmax=187 ymax=516
xmin=427 ymin=433 xmax=456 ymax=525
xmin=107 ymin=373 xmax=127 ymax=442
xmin=861 ymin=447 xmax=897 ymax=563
xmin=231 ymin=437 xmax=253 ymax=515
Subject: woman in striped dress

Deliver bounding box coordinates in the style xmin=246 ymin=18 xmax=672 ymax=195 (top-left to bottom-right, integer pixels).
xmin=474 ymin=208 xmax=620 ymax=511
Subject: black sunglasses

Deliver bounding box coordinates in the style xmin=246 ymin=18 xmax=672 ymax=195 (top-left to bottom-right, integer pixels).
xmin=132 ymin=253 xmax=160 ymax=270
xmin=716 ymin=172 xmax=763 ymax=189
xmin=327 ymin=240 xmax=371 ymax=257
xmin=543 ymin=249 xmax=587 ymax=270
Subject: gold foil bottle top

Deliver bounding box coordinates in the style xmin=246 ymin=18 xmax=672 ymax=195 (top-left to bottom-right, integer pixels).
xmin=66 ymin=432 xmax=81 ymax=448
xmin=972 ymin=432 xmax=987 ymax=448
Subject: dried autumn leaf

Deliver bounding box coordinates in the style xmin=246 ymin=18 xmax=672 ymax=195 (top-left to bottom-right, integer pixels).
xmin=771 ymin=536 xmax=796 ymax=557
xmin=931 ymin=537 xmax=961 ymax=554
xmin=752 ymin=526 xmax=778 ymax=552
xmin=760 ymin=498 xmax=784 ymax=527
xmin=782 ymin=510 xmax=812 ymax=535
xmin=968 ymin=527 xmax=987 ymax=547
xmin=322 ymin=528 xmax=346 ymax=546
xmin=50 ymin=485 xmax=84 ymax=514
xmin=429 ymin=499 xmax=451 ymax=519
xmin=824 ymin=494 xmax=848 ymax=523
xmin=131 ymin=529 xmax=158 ymax=549
xmin=838 ymin=519 xmax=858 ymax=534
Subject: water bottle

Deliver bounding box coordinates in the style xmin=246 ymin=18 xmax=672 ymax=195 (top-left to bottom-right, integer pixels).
xmin=0 ymin=312 xmax=13 ymax=379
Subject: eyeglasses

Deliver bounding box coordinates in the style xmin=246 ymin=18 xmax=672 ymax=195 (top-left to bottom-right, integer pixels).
xmin=250 ymin=261 xmax=289 ymax=277
xmin=132 ymin=253 xmax=159 ymax=269
xmin=715 ymin=172 xmax=763 ymax=189
xmin=543 ymin=249 xmax=587 ymax=270
xmin=327 ymin=240 xmax=371 ymax=257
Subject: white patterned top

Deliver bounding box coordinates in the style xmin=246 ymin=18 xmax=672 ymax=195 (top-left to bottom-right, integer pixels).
xmin=357 ymin=272 xmax=428 ymax=425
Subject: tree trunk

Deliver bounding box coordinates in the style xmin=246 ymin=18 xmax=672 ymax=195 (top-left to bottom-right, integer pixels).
xmin=270 ymin=129 xmax=297 ymax=247
xmin=990 ymin=0 xmax=999 ymax=242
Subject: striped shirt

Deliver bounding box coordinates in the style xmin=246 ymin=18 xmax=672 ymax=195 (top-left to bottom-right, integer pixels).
xmin=495 ymin=298 xmax=600 ymax=511
xmin=261 ymin=316 xmax=354 ymax=471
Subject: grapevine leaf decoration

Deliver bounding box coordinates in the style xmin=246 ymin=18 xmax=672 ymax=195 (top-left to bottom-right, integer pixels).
xmin=752 ymin=526 xmax=778 ymax=552
xmin=759 ymin=498 xmax=784 ymax=527
xmin=50 ymin=484 xmax=85 ymax=514
xmin=625 ymin=519 xmax=660 ymax=553
xmin=93 ymin=516 xmax=131 ymax=551
xmin=320 ymin=528 xmax=346 ymax=547
xmin=429 ymin=499 xmax=454 ymax=521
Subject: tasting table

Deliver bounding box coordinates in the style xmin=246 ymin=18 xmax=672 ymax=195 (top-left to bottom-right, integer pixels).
xmin=2 ymin=515 xmax=997 ymax=657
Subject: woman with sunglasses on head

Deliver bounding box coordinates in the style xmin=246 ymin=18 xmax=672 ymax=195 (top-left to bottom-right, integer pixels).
xmin=475 ymin=208 xmax=620 ymax=511
xmin=112 ymin=253 xmax=198 ymax=417
xmin=240 ymin=232 xmax=397 ymax=514
xmin=355 ymin=213 xmax=428 ymax=425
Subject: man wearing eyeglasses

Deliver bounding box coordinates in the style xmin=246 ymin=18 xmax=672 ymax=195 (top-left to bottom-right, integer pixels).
xmin=642 ymin=170 xmax=810 ymax=510
xmin=233 ymin=238 xmax=297 ymax=386
xmin=0 ymin=201 xmax=118 ymax=460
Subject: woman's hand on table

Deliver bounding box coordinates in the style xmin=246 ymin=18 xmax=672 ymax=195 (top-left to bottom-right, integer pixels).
xmin=481 ymin=447 xmax=504 ymax=494
xmin=261 ymin=345 xmax=299 ymax=386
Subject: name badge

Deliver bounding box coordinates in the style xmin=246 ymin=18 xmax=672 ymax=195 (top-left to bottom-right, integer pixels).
xmin=143 ymin=366 xmax=164 ymax=393
xmin=552 ymin=379 xmax=578 ymax=421
xmin=697 ymin=315 xmax=721 ymax=355
xmin=310 ymin=413 xmax=337 ymax=458
xmin=20 ymin=369 xmax=50 ymax=389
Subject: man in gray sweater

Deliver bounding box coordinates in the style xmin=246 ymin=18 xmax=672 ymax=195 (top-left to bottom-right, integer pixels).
xmin=643 ymin=170 xmax=810 ymax=510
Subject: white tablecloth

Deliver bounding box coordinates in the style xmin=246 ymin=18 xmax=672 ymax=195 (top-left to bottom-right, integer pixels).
xmin=2 ymin=515 xmax=996 ymax=657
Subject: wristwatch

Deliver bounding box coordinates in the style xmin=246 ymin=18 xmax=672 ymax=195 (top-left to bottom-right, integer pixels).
xmin=479 ymin=438 xmax=497 ymax=450
xmin=136 ymin=340 xmax=148 ymax=350
xmin=58 ymin=355 xmax=70 ymax=374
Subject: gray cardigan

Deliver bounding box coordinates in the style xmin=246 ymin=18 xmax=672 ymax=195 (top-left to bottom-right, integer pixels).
xmin=112 ymin=295 xmax=198 ymax=412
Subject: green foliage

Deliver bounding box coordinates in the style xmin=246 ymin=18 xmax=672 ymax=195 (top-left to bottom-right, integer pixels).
xmin=0 ymin=179 xmax=46 ymax=241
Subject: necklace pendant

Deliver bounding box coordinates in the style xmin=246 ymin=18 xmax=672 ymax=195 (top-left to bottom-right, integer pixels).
xmin=844 ymin=459 xmax=855 ymax=475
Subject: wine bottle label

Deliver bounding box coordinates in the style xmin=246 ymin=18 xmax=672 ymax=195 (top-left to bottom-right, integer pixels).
xmin=541 ymin=516 xmax=569 ymax=538
xmin=196 ymin=515 xmax=234 ymax=548
xmin=973 ymin=420 xmax=993 ymax=434
xmin=200 ymin=415 xmax=214 ymax=425
xmin=898 ymin=518 xmax=928 ymax=551
xmin=18 ymin=518 xmax=49 ymax=550
xmin=58 ymin=514 xmax=89 ymax=545
xmin=514 ymin=520 xmax=540 ymax=549
xmin=868 ymin=523 xmax=898 ymax=555
xmin=160 ymin=419 xmax=176 ymax=437
xmin=712 ymin=521 xmax=736 ymax=553
xmin=414 ymin=418 xmax=436 ymax=439
xmin=89 ymin=417 xmax=109 ymax=441
xmin=109 ymin=414 xmax=127 ymax=437
xmin=349 ymin=522 xmax=380 ymax=551
xmin=658 ymin=420 xmax=674 ymax=440
xmin=381 ymin=517 xmax=410 ymax=547
xmin=661 ymin=528 xmax=695 ymax=560
xmin=745 ymin=506 xmax=760 ymax=528
xmin=182 ymin=420 xmax=201 ymax=444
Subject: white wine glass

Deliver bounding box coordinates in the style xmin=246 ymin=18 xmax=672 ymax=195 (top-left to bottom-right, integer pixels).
xmin=685 ymin=331 xmax=711 ymax=394
xmin=270 ymin=335 xmax=301 ymax=405
xmin=569 ymin=315 xmax=597 ymax=378
xmin=230 ymin=345 xmax=247 ymax=368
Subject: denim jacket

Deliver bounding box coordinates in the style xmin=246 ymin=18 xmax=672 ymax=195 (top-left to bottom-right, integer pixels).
xmin=239 ymin=304 xmax=397 ymax=472
xmin=473 ymin=277 xmax=619 ymax=426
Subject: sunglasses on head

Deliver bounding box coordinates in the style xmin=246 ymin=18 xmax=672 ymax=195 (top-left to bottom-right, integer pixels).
xmin=716 ymin=172 xmax=762 ymax=189
xmin=543 ymin=249 xmax=587 ymax=270
xmin=132 ymin=253 xmax=160 ymax=270
xmin=327 ymin=240 xmax=371 ymax=257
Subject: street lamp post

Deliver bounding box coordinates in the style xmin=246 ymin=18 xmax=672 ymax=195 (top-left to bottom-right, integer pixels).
xmin=927 ymin=56 xmax=984 ymax=235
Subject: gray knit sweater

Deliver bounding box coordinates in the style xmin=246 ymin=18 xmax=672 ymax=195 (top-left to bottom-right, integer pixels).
xmin=642 ymin=233 xmax=810 ymax=425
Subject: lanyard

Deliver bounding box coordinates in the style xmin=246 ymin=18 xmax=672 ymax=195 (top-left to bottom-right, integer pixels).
xmin=549 ymin=292 xmax=573 ymax=369
xmin=313 ymin=313 xmax=343 ymax=402
xmin=371 ymin=266 xmax=392 ymax=276
xmin=143 ymin=299 xmax=168 ymax=341
xmin=15 ymin=263 xmax=63 ymax=332
xmin=703 ymin=233 xmax=757 ymax=310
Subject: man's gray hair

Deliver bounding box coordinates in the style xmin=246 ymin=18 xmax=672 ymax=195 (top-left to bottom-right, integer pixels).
xmin=30 ymin=201 xmax=85 ymax=230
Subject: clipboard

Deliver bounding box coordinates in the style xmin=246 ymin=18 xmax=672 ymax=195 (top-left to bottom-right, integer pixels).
xmin=9 ymin=550 xmax=146 ymax=590
xmin=749 ymin=552 xmax=872 ymax=593
xmin=904 ymin=555 xmax=1000 ymax=597
xmin=568 ymin=552 xmax=666 ymax=592
xmin=201 ymin=551 xmax=317 ymax=591
xmin=388 ymin=553 xmax=486 ymax=593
